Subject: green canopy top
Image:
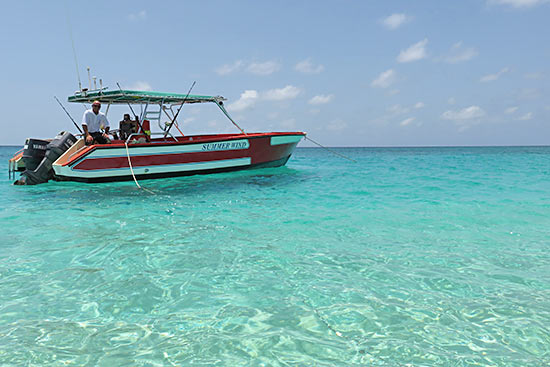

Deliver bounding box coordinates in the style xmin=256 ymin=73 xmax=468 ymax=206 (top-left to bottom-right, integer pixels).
xmin=67 ymin=89 xmax=226 ymax=105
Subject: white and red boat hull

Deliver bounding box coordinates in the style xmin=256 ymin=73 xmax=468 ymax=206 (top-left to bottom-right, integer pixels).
xmin=52 ymin=132 xmax=304 ymax=183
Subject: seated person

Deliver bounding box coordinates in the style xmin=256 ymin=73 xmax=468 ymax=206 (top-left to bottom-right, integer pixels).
xmin=82 ymin=100 xmax=110 ymax=145
xmin=119 ymin=114 xmax=139 ymax=140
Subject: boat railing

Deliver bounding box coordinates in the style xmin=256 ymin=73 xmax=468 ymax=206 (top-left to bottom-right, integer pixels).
xmin=8 ymin=148 xmax=25 ymax=179
xmin=124 ymin=132 xmax=177 ymax=145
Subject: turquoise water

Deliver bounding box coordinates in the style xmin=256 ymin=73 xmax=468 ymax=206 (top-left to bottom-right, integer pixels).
xmin=1 ymin=145 xmax=550 ymax=366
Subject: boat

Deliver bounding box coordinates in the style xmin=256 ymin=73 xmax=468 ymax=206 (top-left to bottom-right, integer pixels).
xmin=9 ymin=88 xmax=305 ymax=184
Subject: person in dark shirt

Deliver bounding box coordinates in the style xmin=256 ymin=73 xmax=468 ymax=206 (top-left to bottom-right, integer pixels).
xmin=119 ymin=114 xmax=138 ymax=140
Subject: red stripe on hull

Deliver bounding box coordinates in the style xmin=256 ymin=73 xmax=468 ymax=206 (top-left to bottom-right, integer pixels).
xmin=72 ymin=136 xmax=299 ymax=171
xmin=74 ymin=150 xmax=247 ymax=170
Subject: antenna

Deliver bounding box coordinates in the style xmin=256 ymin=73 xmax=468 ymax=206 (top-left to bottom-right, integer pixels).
xmin=93 ymin=76 xmax=97 ymax=90
xmin=65 ymin=8 xmax=82 ymax=92
xmin=87 ymin=67 xmax=92 ymax=90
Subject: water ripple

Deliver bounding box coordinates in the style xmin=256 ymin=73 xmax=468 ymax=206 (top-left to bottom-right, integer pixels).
xmin=1 ymin=147 xmax=550 ymax=365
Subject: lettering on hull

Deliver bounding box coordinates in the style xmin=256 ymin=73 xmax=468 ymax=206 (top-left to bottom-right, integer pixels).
xmin=201 ymin=139 xmax=249 ymax=152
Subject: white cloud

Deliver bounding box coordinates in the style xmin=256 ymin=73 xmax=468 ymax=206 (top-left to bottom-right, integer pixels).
xmin=182 ymin=117 xmax=196 ymax=126
xmin=480 ymin=67 xmax=510 ymax=82
xmin=388 ymin=104 xmax=410 ymax=115
xmin=263 ymin=85 xmax=301 ymax=101
xmin=488 ymin=0 xmax=549 ymax=8
xmin=524 ymin=72 xmax=544 ymax=79
xmin=518 ymin=112 xmax=533 ymax=120
xmin=281 ymin=118 xmax=297 ymax=129
xmin=504 ymin=106 xmax=519 ymax=114
xmin=381 ymin=13 xmax=411 ymax=30
xmin=517 ymin=88 xmax=541 ymax=100
xmin=372 ymin=103 xmax=421 ymax=126
xmin=227 ymin=90 xmax=259 ymax=111
xmin=400 ymin=117 xmax=415 ymax=126
xmin=326 ymin=118 xmax=347 ymax=131
xmin=128 ymin=81 xmax=152 ymax=91
xmin=267 ymin=112 xmax=279 ymax=120
xmin=227 ymin=85 xmax=301 ymax=112
xmin=371 ymin=69 xmax=396 ymax=88
xmin=128 ymin=10 xmax=147 ymax=21
xmin=397 ymin=39 xmax=428 ymax=63
xmin=444 ymin=42 xmax=478 ymax=64
xmin=247 ymin=61 xmax=281 ymax=75
xmin=308 ymin=94 xmax=334 ymax=105
xmin=442 ymin=106 xmax=486 ymax=121
xmin=215 ymin=60 xmax=243 ymax=75
xmin=295 ymin=59 xmax=324 ymax=74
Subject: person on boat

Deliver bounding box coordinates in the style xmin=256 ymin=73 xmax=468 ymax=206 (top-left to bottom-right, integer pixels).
xmin=119 ymin=113 xmax=138 ymax=140
xmin=82 ymin=100 xmax=110 ymax=144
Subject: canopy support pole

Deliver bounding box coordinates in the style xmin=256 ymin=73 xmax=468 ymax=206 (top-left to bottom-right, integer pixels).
xmin=162 ymin=106 xmax=184 ymax=136
xmin=216 ymin=102 xmax=246 ymax=135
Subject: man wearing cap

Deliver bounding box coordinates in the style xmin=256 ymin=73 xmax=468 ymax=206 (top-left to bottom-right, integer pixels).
xmin=82 ymin=100 xmax=110 ymax=144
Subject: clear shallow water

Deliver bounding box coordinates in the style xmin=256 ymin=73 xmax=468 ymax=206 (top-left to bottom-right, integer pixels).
xmin=1 ymin=145 xmax=550 ymax=366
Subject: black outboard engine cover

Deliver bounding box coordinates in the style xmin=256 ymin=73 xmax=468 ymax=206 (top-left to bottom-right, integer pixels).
xmin=46 ymin=131 xmax=78 ymax=159
xmin=15 ymin=131 xmax=77 ymax=185
xmin=22 ymin=138 xmax=49 ymax=171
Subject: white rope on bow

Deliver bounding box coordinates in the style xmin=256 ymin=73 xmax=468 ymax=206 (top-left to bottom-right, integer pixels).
xmin=124 ymin=141 xmax=156 ymax=195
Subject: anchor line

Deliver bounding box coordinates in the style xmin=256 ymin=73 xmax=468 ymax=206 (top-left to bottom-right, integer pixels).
xmin=275 ymin=265 xmax=376 ymax=359
xmin=297 ymin=294 xmax=378 ymax=361
xmin=124 ymin=141 xmax=155 ymax=195
xmin=304 ymin=136 xmax=357 ymax=163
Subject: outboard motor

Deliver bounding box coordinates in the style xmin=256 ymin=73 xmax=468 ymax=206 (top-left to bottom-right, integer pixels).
xmin=22 ymin=138 xmax=49 ymax=171
xmin=15 ymin=131 xmax=77 ymax=185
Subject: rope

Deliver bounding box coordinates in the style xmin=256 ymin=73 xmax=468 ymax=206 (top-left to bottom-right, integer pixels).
xmin=124 ymin=141 xmax=155 ymax=195
xmin=281 ymin=274 xmax=376 ymax=359
xmin=304 ymin=136 xmax=357 ymax=163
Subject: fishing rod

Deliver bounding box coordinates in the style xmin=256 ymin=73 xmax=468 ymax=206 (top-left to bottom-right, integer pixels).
xmin=164 ymin=81 xmax=196 ymax=139
xmin=54 ymin=96 xmax=83 ymax=134
xmin=162 ymin=105 xmax=185 ymax=136
xmin=116 ymin=82 xmax=146 ymax=136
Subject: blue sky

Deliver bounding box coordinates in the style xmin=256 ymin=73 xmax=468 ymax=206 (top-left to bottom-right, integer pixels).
xmin=0 ymin=0 xmax=548 ymax=146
